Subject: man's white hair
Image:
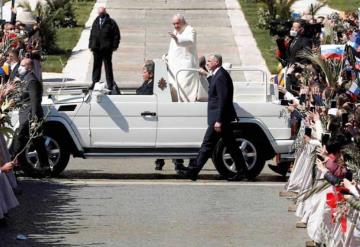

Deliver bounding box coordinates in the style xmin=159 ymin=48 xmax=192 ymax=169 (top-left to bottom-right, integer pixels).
xmin=173 ymin=14 xmax=187 ymax=24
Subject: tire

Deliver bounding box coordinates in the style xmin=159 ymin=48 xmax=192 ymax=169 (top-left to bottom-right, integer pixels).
xmin=19 ymin=131 xmax=70 ymax=177
xmin=212 ymin=132 xmax=266 ymax=179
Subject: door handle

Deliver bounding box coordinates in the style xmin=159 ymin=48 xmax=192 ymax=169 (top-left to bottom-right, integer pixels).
xmin=141 ymin=111 xmax=156 ymax=116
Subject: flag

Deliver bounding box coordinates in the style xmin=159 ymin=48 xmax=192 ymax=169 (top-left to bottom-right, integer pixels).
xmin=355 ymin=57 xmax=360 ymax=71
xmin=274 ymin=68 xmax=285 ymax=87
xmin=349 ymin=81 xmax=360 ymax=95
xmin=320 ymin=44 xmax=345 ymax=60
xmin=347 ymin=32 xmax=360 ymax=52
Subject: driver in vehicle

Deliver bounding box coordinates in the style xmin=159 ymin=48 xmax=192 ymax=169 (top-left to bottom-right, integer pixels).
xmin=136 ymin=60 xmax=154 ymax=95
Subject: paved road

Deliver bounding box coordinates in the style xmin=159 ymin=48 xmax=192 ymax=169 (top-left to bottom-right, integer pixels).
xmin=0 ymin=158 xmax=308 ymax=247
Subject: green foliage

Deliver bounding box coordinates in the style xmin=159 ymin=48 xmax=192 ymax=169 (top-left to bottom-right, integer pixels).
xmin=256 ymin=0 xmax=299 ymax=20
xmin=327 ymin=0 xmax=360 ymax=11
xmin=33 ymin=1 xmax=58 ymax=53
xmin=46 ymin=0 xmax=77 ymax=28
xmin=42 ymin=0 xmax=95 ymax=72
xmin=238 ymin=0 xmax=278 ymax=73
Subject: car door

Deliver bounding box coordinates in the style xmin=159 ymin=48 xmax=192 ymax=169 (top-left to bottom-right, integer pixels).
xmin=89 ymin=93 xmax=157 ymax=148
xmin=156 ymin=101 xmax=208 ymax=148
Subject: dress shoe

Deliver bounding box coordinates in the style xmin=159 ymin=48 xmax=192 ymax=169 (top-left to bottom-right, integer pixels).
xmin=296 ymin=221 xmax=307 ymax=228
xmin=227 ymin=173 xmax=245 ymax=181
xmin=174 ymin=163 xmax=187 ymax=171
xmin=288 ymin=204 xmax=297 ymax=212
xmin=305 ymin=240 xmax=315 ymax=247
xmin=279 ymin=191 xmax=298 ymax=198
xmin=178 ymin=168 xmax=198 ymax=181
xmin=268 ymin=161 xmax=291 ymax=177
xmin=155 ymin=159 xmax=165 ymax=171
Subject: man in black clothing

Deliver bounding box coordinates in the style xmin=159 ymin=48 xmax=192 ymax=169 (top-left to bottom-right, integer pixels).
xmin=287 ymin=21 xmax=312 ymax=65
xmin=180 ymin=54 xmax=248 ymax=181
xmin=12 ymin=58 xmax=50 ymax=174
xmin=136 ymin=61 xmax=154 ymax=95
xmin=89 ymin=7 xmax=121 ymax=90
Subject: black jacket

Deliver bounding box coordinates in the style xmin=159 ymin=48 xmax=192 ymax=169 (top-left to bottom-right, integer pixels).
xmin=89 ymin=14 xmax=121 ymax=51
xmin=19 ymin=71 xmax=43 ymax=124
xmin=287 ymin=36 xmax=312 ymax=64
xmin=136 ymin=80 xmax=153 ymax=95
xmin=207 ymin=67 xmax=237 ymax=125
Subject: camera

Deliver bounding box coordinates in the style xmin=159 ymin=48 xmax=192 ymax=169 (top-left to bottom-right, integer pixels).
xmin=341 ymin=113 xmax=349 ymax=127
xmin=305 ymin=127 xmax=312 ymax=137
xmin=330 ymin=100 xmax=337 ymax=108
xmin=269 ymin=19 xmax=292 ymax=37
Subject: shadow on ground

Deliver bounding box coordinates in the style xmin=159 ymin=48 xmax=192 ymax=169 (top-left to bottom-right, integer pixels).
xmin=55 ymin=170 xmax=286 ymax=182
xmin=0 ymin=180 xmax=87 ymax=247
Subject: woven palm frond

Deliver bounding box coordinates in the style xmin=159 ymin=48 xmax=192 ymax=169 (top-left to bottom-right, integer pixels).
xmin=321 ymin=24 xmax=336 ymax=45
xmin=299 ymin=181 xmax=331 ymax=202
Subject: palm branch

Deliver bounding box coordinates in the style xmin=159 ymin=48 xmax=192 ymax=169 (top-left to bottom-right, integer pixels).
xmin=321 ymin=24 xmax=336 ymax=45
xmin=298 ymin=181 xmax=331 ymax=201
xmin=0 ymin=127 xmax=14 ymax=139
xmin=297 ymin=49 xmax=343 ymax=88
xmin=308 ymin=1 xmax=327 ymax=17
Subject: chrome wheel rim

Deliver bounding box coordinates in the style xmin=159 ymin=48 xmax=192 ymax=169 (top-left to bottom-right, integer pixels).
xmin=222 ymin=138 xmax=257 ymax=172
xmin=25 ymin=136 xmax=61 ymax=171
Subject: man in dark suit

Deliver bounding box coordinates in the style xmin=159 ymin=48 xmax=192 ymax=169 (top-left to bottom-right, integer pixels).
xmin=136 ymin=61 xmax=154 ymax=95
xmin=181 ymin=54 xmax=248 ymax=181
xmin=12 ymin=58 xmax=50 ymax=174
xmin=8 ymin=49 xmax=20 ymax=82
xmin=89 ymin=7 xmax=121 ymax=91
xmin=287 ymin=20 xmax=312 ymax=65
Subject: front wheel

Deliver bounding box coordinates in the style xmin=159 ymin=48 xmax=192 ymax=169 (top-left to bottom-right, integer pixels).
xmin=212 ymin=133 xmax=266 ymax=179
xmin=19 ymin=132 xmax=70 ymax=177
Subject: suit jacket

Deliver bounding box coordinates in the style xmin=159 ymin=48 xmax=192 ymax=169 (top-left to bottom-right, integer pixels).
xmin=19 ymin=71 xmax=44 ymax=124
xmin=136 ymin=80 xmax=153 ymax=95
xmin=89 ymin=14 xmax=121 ymax=51
xmin=287 ymin=36 xmax=312 ymax=64
xmin=207 ymin=67 xmax=237 ymax=126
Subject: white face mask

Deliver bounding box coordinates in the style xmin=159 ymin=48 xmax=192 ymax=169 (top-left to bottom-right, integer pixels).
xmin=18 ymin=65 xmax=27 ymax=76
xmin=290 ymin=30 xmax=298 ymax=37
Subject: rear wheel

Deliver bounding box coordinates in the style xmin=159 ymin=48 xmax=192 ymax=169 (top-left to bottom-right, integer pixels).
xmin=212 ymin=133 xmax=266 ymax=179
xmin=19 ymin=132 xmax=70 ymax=177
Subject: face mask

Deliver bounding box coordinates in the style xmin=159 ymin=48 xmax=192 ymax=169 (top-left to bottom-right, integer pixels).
xmin=18 ymin=65 xmax=27 ymax=76
xmin=290 ymin=30 xmax=298 ymax=37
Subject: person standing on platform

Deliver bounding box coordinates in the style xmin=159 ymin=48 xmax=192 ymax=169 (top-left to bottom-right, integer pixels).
xmin=89 ymin=7 xmax=121 ymax=91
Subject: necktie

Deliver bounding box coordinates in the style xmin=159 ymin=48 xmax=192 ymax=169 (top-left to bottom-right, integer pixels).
xmin=99 ymin=18 xmax=103 ymax=29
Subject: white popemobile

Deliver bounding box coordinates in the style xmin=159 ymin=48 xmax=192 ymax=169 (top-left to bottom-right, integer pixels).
xmin=11 ymin=59 xmax=294 ymax=179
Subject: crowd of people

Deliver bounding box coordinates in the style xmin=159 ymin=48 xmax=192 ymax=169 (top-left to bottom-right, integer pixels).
xmin=3 ymin=3 xmax=360 ymax=245
xmin=0 ymin=8 xmax=45 ymax=227
xmin=268 ymin=9 xmax=360 ymax=247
